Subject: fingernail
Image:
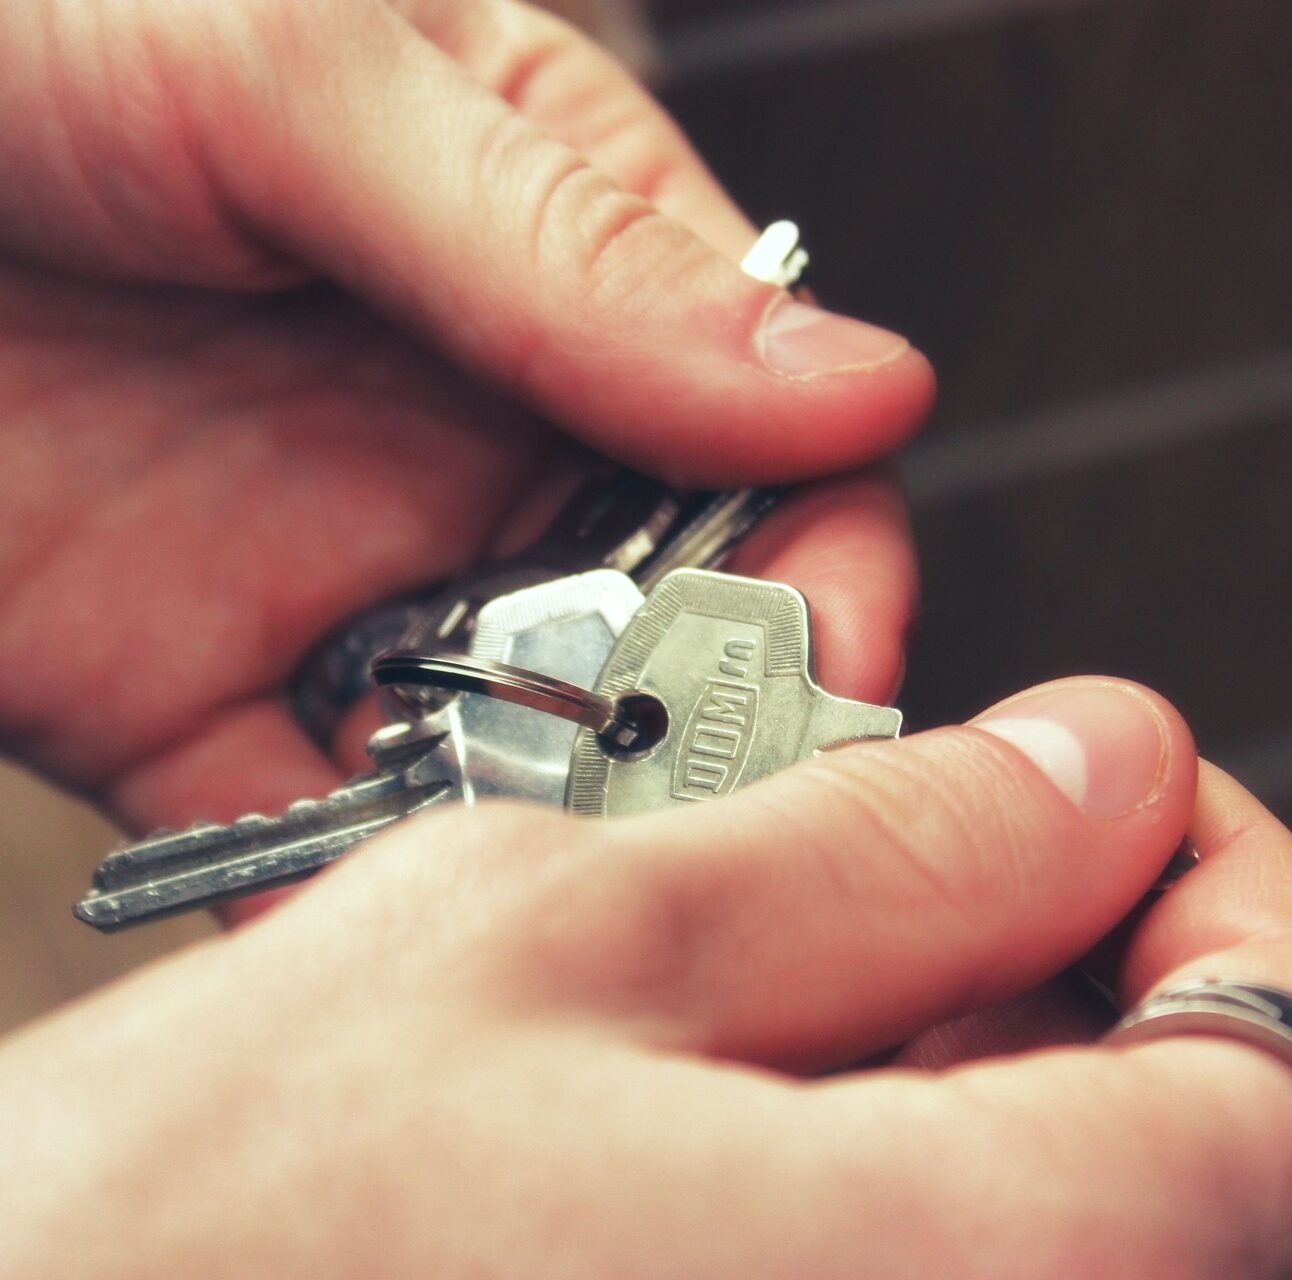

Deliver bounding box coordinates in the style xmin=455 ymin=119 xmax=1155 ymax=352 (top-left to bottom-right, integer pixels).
xmin=972 ymin=681 xmax=1170 ymax=820
xmin=758 ymin=300 xmax=909 ymax=378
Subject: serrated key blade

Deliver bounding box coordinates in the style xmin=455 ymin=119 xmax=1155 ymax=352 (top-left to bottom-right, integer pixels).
xmin=75 ymin=754 xmax=452 ymax=931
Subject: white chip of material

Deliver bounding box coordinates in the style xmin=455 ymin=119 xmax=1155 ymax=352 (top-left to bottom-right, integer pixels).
xmin=741 ymin=221 xmax=809 ymax=288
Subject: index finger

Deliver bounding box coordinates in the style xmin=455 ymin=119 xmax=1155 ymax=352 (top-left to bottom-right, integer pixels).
xmin=404 ymin=0 xmax=758 ymax=260
xmin=1119 ymin=760 xmax=1292 ymax=1000
xmin=183 ymin=2 xmax=934 ymax=484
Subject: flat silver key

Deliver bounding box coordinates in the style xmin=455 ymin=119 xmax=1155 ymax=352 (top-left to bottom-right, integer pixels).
xmin=76 ymin=570 xmax=645 ymax=930
xmin=448 ymin=569 xmax=644 ymax=804
xmin=567 ymin=568 xmax=901 ymax=816
xmin=74 ymin=737 xmax=453 ymax=930
xmin=376 ymin=569 xmax=645 ymax=807
xmin=76 ymin=566 xmax=892 ymax=927
xmin=78 ymin=224 xmax=812 ymax=929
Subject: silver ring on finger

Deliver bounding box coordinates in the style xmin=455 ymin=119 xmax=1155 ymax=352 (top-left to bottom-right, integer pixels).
xmin=1105 ymin=979 xmax=1292 ymax=1071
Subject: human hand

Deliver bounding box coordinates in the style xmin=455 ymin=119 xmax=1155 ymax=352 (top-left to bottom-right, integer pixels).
xmin=7 ymin=676 xmax=1289 ymax=1278
xmin=0 ymin=0 xmax=932 ymax=831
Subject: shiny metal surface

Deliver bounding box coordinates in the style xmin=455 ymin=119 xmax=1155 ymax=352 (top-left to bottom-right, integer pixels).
xmin=1106 ymin=979 xmax=1292 ymax=1070
xmin=568 ymin=568 xmax=901 ymax=816
xmin=74 ymin=742 xmax=452 ymax=930
xmin=632 ymin=488 xmax=780 ymax=595
xmin=374 ymin=647 xmax=642 ymax=749
xmin=373 ymin=652 xmax=625 ymax=730
xmin=76 ymin=572 xmax=645 ymax=929
xmin=449 ymin=570 xmax=645 ymax=805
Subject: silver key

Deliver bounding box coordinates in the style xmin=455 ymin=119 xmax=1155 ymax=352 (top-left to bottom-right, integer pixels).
xmin=76 ymin=570 xmax=644 ymax=930
xmin=74 ymin=738 xmax=453 ymax=930
xmin=567 ymin=569 xmax=901 ymax=816
xmin=77 ymin=224 xmax=811 ymax=929
xmin=75 ymin=565 xmax=897 ymax=927
xmin=377 ymin=569 xmax=645 ymax=808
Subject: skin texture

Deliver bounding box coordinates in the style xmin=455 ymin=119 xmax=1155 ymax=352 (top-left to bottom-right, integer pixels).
xmin=2 ymin=1 xmax=1291 ymax=1276
xmin=3 ymin=685 xmax=1292 ymax=1279
xmin=0 ymin=0 xmax=932 ymax=821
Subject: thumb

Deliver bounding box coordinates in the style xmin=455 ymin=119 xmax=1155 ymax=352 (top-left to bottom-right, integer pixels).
xmin=190 ymin=4 xmax=933 ymax=484
xmin=507 ymin=677 xmax=1196 ymax=1070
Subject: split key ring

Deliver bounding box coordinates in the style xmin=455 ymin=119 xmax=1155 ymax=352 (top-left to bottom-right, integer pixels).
xmin=372 ymin=650 xmax=646 ymax=750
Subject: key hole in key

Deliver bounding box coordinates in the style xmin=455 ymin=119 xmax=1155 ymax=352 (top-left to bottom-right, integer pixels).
xmin=598 ymin=692 xmax=669 ymax=762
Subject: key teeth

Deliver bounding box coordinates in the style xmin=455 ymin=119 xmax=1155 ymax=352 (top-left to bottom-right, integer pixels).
xmin=99 ymin=757 xmax=440 ymax=869
xmin=83 ymin=743 xmax=456 ymax=911
xmin=94 ymin=819 xmax=228 ymax=881
xmin=92 ymin=803 xmax=326 ymax=889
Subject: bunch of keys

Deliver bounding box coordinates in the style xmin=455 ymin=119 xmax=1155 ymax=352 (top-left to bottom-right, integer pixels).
xmin=74 ymin=224 xmax=904 ymax=932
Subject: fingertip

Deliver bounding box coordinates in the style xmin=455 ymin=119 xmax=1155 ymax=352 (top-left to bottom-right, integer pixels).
xmin=605 ymin=676 xmax=1197 ymax=1064
xmin=971 ymin=676 xmax=1195 ymax=825
xmin=656 ymin=323 xmax=936 ymax=487
xmin=1118 ymin=757 xmax=1292 ymax=1002
xmin=740 ymin=322 xmax=937 ymax=484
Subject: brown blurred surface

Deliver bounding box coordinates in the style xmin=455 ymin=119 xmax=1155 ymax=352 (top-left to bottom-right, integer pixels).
xmin=0 ymin=763 xmax=214 ymax=1038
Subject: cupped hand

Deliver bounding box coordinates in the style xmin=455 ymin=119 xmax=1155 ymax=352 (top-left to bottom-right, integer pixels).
xmin=6 ymin=676 xmax=1290 ymax=1278
xmin=0 ymin=0 xmax=932 ymax=829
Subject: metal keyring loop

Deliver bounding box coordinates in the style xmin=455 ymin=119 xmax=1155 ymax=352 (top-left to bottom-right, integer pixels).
xmin=372 ymin=650 xmax=643 ymax=749
xmin=1105 ymin=979 xmax=1292 ymax=1071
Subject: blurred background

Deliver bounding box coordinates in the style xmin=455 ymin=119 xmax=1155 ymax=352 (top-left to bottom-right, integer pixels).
xmin=3 ymin=0 xmax=1289 ymax=1036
